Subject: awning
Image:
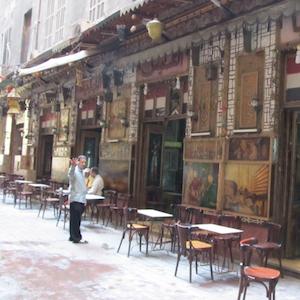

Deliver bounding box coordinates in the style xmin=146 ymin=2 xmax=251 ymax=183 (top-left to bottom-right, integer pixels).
xmin=18 ymin=50 xmax=98 ymax=76
xmin=120 ymin=0 xmax=153 ymax=15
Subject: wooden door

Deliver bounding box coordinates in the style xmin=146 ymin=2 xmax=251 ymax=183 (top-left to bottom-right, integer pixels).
xmin=37 ymin=135 xmax=53 ymax=179
xmin=79 ymin=130 xmax=100 ymax=168
xmin=285 ymin=111 xmax=300 ymax=257
xmin=142 ymin=125 xmax=164 ymax=209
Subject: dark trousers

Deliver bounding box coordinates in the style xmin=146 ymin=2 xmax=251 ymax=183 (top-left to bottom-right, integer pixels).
xmin=69 ymin=201 xmax=85 ymax=242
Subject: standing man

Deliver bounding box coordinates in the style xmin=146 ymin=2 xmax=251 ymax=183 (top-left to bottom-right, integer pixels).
xmin=88 ymin=167 xmax=104 ymax=196
xmin=68 ymin=155 xmax=88 ymax=244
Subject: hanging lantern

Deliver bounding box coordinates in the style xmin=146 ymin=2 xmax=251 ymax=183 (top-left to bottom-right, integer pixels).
xmin=7 ymin=88 xmax=21 ymax=114
xmin=146 ymin=18 xmax=162 ymax=41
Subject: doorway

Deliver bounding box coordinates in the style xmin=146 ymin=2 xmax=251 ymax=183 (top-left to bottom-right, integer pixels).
xmin=79 ymin=130 xmax=100 ymax=168
xmin=142 ymin=119 xmax=185 ymax=211
xmin=284 ymin=111 xmax=300 ymax=257
xmin=38 ymin=135 xmax=53 ymax=179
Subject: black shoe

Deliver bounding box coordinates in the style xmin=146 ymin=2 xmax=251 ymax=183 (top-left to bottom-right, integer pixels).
xmin=73 ymin=240 xmax=88 ymax=244
xmin=68 ymin=237 xmax=73 ymax=242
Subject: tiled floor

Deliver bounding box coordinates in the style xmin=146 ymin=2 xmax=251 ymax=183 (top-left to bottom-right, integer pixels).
xmin=0 ymin=196 xmax=299 ymax=299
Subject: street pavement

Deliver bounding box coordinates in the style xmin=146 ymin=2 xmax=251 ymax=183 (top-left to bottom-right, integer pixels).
xmin=0 ymin=196 xmax=299 ymax=300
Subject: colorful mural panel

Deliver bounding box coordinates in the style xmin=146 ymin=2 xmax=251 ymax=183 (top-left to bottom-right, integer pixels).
xmin=224 ymin=163 xmax=269 ymax=217
xmin=228 ymin=137 xmax=270 ymax=161
xmin=183 ymin=162 xmax=219 ymax=209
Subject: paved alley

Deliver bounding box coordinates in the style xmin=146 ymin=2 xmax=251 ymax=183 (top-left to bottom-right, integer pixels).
xmin=0 ymin=197 xmax=299 ymax=300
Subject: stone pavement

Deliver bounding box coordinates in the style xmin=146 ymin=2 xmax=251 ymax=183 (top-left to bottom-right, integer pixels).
xmin=0 ymin=197 xmax=299 ymax=300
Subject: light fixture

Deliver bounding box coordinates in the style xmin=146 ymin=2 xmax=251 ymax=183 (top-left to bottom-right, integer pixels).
xmin=250 ymin=95 xmax=261 ymax=112
xmin=187 ymin=110 xmax=198 ymax=121
xmin=296 ymin=45 xmax=300 ymax=64
xmin=143 ymin=83 xmax=148 ymax=95
xmin=146 ymin=18 xmax=162 ymax=41
xmin=51 ymin=127 xmax=58 ymax=135
xmin=175 ymin=77 xmax=180 ymax=90
xmin=99 ymin=119 xmax=108 ymax=128
xmin=120 ymin=117 xmax=129 ymax=127
xmin=96 ymin=96 xmax=101 ymax=106
xmin=79 ymin=100 xmax=83 ymax=109
xmin=7 ymin=88 xmax=21 ymax=114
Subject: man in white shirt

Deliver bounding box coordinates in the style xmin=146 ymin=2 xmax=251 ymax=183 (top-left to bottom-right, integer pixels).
xmin=88 ymin=167 xmax=104 ymax=195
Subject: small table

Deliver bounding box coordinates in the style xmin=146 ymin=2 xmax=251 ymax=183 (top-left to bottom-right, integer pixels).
xmin=191 ymin=223 xmax=243 ymax=235
xmin=138 ymin=209 xmax=173 ymax=219
xmin=138 ymin=209 xmax=173 ymax=250
xmin=15 ymin=180 xmax=33 ymax=184
xmin=86 ymin=194 xmax=105 ymax=221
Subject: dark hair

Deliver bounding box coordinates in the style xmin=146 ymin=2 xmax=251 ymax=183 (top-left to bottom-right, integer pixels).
xmin=91 ymin=167 xmax=99 ymax=175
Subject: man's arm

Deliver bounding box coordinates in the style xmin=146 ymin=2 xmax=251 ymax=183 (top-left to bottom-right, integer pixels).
xmin=68 ymin=158 xmax=77 ymax=180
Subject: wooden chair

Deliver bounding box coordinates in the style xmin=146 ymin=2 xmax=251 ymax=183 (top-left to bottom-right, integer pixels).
xmin=252 ymin=222 xmax=283 ymax=277
xmin=107 ymin=193 xmax=130 ymax=227
xmin=16 ymin=182 xmax=33 ymax=209
xmin=175 ymin=223 xmax=214 ymax=283
xmin=159 ymin=204 xmax=192 ymax=252
xmin=212 ymin=214 xmax=241 ymax=268
xmin=117 ymin=207 xmax=150 ymax=257
xmin=238 ymin=237 xmax=280 ymax=300
xmin=96 ymin=189 xmax=117 ymax=225
xmin=56 ymin=192 xmax=69 ymax=229
xmin=38 ymin=188 xmax=60 ymax=218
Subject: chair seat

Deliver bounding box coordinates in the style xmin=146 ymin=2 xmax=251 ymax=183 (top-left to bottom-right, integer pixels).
xmin=253 ymin=242 xmax=281 ymax=250
xmin=127 ymin=223 xmax=148 ymax=230
xmin=20 ymin=192 xmax=33 ymax=196
xmin=244 ymin=266 xmax=280 ymax=280
xmin=45 ymin=197 xmax=60 ymax=202
xmin=186 ymin=240 xmax=212 ymax=250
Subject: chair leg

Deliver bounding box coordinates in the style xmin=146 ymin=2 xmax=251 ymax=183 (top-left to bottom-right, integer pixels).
xmin=145 ymin=230 xmax=149 ymax=256
xmin=42 ymin=201 xmax=47 ymax=218
xmin=189 ymin=255 xmax=193 ymax=283
xmin=128 ymin=230 xmax=133 ymax=257
xmin=209 ymin=249 xmax=214 ymax=280
xmin=237 ymin=276 xmax=244 ymax=300
xmin=278 ymin=249 xmax=283 ymax=278
xmin=56 ymin=209 xmax=62 ymax=226
xmin=175 ymin=253 xmax=181 ymax=277
xmin=117 ymin=230 xmax=126 ymax=253
xmin=139 ymin=233 xmax=142 ymax=252
xmin=38 ymin=202 xmax=43 ymax=217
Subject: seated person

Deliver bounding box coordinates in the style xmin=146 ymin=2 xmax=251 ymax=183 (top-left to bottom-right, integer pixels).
xmin=88 ymin=167 xmax=104 ymax=196
xmin=83 ymin=168 xmax=94 ymax=188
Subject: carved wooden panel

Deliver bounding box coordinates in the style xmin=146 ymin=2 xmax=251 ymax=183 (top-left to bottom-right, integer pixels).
xmin=192 ymin=66 xmax=217 ymax=134
xmin=239 ymin=72 xmax=258 ymax=128
xmin=235 ymin=52 xmax=264 ymax=129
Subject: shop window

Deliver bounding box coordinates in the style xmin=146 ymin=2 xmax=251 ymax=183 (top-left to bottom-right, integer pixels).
xmin=20 ymin=9 xmax=32 ymax=63
xmin=89 ymin=0 xmax=105 ymax=22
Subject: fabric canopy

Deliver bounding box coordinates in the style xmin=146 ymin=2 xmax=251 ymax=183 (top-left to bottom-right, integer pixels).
xmin=18 ymin=50 xmax=98 ymax=76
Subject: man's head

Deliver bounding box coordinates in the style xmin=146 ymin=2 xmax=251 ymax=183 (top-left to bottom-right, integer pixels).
xmin=77 ymin=155 xmax=87 ymax=170
xmin=90 ymin=167 xmax=99 ymax=178
xmin=83 ymin=168 xmax=90 ymax=177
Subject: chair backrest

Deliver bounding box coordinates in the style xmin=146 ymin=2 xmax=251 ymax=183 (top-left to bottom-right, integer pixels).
xmin=188 ymin=207 xmax=204 ymax=224
xmin=240 ymin=237 xmax=258 ymax=268
xmin=174 ymin=205 xmax=192 ymax=223
xmin=220 ymin=214 xmax=241 ymax=229
xmin=116 ymin=193 xmax=131 ymax=208
xmin=176 ymin=223 xmax=192 ymax=252
xmin=123 ymin=207 xmax=138 ymax=224
xmin=103 ymin=189 xmax=118 ymax=204
xmin=203 ymin=212 xmax=221 ymax=224
xmin=266 ymin=222 xmax=282 ymax=244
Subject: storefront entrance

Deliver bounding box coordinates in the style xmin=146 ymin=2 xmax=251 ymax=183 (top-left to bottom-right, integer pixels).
xmin=79 ymin=130 xmax=100 ymax=168
xmin=38 ymin=135 xmax=53 ymax=179
xmin=142 ymin=119 xmax=185 ymax=211
xmin=284 ymin=111 xmax=300 ymax=257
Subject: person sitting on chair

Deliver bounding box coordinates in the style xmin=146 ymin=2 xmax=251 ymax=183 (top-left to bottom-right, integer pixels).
xmin=88 ymin=167 xmax=104 ymax=196
xmin=83 ymin=168 xmax=94 ymax=188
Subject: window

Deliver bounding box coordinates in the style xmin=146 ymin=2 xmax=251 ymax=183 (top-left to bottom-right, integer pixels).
xmin=2 ymin=28 xmax=11 ymax=66
xmin=44 ymin=0 xmax=65 ymax=49
xmin=20 ymin=9 xmax=32 ymax=63
xmin=54 ymin=0 xmax=66 ymax=43
xmin=44 ymin=0 xmax=55 ymax=49
xmin=89 ymin=0 xmax=104 ymax=22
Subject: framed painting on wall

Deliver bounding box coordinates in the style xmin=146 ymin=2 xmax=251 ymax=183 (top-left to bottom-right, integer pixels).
xmin=182 ymin=162 xmax=219 ymax=209
xmin=58 ymin=108 xmax=69 ymax=142
xmin=223 ymin=163 xmax=270 ymax=218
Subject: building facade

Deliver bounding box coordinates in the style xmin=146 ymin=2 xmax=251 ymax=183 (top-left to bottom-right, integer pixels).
xmin=1 ymin=0 xmax=300 ymax=258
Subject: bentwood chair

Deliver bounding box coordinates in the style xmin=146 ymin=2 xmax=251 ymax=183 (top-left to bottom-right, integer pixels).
xmin=117 ymin=207 xmax=150 ymax=257
xmin=238 ymin=237 xmax=280 ymax=300
xmin=96 ymin=189 xmax=117 ymax=225
xmin=252 ymin=222 xmax=283 ymax=277
xmin=108 ymin=193 xmax=131 ymax=227
xmin=175 ymin=223 xmax=214 ymax=283
xmin=159 ymin=204 xmax=192 ymax=252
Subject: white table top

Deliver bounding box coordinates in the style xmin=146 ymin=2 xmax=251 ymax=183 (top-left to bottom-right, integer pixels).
xmin=56 ymin=189 xmax=70 ymax=195
xmin=86 ymin=194 xmax=105 ymax=200
xmin=29 ymin=183 xmax=51 ymax=188
xmin=0 ymin=175 xmax=6 ymax=179
xmin=15 ymin=180 xmax=33 ymax=184
xmin=191 ymin=223 xmax=243 ymax=235
xmin=138 ymin=209 xmax=173 ymax=219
